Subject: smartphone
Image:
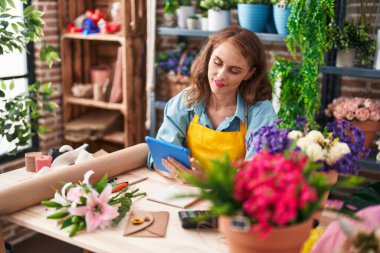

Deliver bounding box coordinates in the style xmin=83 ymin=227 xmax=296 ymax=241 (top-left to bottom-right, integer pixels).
xmin=145 ymin=136 xmax=191 ymax=173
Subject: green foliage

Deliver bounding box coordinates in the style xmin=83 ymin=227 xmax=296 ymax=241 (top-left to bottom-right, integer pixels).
xmin=163 ymin=0 xmax=180 ymax=14
xmin=328 ymin=20 xmax=376 ymax=66
xmin=340 ymin=182 xmax=380 ymax=216
xmin=0 ymin=80 xmax=58 ymax=154
xmin=180 ymin=156 xmax=242 ymax=216
xmin=40 ymin=44 xmax=61 ymax=68
xmin=200 ymin=0 xmax=236 ymax=10
xmin=0 ymin=1 xmax=60 ymax=154
xmin=270 ymin=0 xmax=335 ymax=129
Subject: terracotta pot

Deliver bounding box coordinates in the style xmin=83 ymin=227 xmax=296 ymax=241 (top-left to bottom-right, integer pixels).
xmin=351 ymin=121 xmax=380 ymax=149
xmin=219 ymin=216 xmax=313 ymax=253
xmin=313 ymin=170 xmax=338 ymax=221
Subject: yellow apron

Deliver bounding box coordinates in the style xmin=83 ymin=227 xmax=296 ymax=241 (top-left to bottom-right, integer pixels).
xmin=185 ymin=107 xmax=248 ymax=170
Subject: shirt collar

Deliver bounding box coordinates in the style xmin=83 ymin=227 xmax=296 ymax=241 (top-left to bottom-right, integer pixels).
xmin=190 ymin=92 xmax=246 ymax=123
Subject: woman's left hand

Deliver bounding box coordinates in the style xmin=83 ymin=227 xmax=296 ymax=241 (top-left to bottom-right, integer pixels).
xmin=162 ymin=157 xmax=203 ymax=184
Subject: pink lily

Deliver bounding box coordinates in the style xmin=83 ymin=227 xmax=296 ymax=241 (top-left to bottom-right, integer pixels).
xmin=69 ymin=184 xmax=118 ymax=232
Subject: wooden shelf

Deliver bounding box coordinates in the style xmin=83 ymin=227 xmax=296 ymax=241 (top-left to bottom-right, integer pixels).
xmin=157 ymin=27 xmax=287 ymax=42
xmin=319 ymin=66 xmax=380 ymax=78
xmin=101 ymin=131 xmax=125 ymax=145
xmin=65 ymin=96 xmax=124 ymax=111
xmin=61 ymin=33 xmax=125 ymax=43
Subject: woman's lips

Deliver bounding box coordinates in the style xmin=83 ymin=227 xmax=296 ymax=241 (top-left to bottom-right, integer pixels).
xmin=214 ymin=80 xmax=225 ymax=88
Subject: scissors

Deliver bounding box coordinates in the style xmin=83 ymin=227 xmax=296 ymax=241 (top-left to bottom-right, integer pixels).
xmin=112 ymin=177 xmax=149 ymax=193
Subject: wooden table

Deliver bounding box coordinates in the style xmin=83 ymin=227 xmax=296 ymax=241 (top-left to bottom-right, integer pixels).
xmin=0 ymin=168 xmax=228 ymax=253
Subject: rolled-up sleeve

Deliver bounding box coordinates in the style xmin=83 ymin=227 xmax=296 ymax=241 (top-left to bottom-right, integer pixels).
xmin=245 ymin=100 xmax=277 ymax=160
xmin=146 ymin=91 xmax=191 ymax=169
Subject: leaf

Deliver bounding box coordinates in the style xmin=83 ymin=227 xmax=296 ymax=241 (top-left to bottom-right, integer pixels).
xmin=6 ymin=0 xmax=15 ymax=8
xmin=9 ymin=79 xmax=14 ymax=90
xmin=61 ymin=218 xmax=73 ymax=229
xmin=41 ymin=200 xmax=62 ymax=208
xmin=94 ymin=174 xmax=108 ymax=194
xmin=47 ymin=211 xmax=69 ymax=219
xmin=0 ymin=90 xmax=4 ymax=97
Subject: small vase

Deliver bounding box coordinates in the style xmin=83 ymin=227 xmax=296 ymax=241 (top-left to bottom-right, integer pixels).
xmin=336 ymin=50 xmax=356 ymax=67
xmin=219 ymin=216 xmax=313 ymax=253
xmin=163 ymin=13 xmax=176 ymax=27
xmin=351 ymin=120 xmax=380 ymax=149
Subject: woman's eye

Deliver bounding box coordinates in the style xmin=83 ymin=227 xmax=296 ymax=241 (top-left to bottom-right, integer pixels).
xmin=230 ymin=69 xmax=240 ymax=74
xmin=214 ymin=60 xmax=222 ymax=65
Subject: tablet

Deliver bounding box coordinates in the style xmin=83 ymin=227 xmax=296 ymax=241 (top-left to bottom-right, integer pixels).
xmin=146 ymin=136 xmax=191 ymax=173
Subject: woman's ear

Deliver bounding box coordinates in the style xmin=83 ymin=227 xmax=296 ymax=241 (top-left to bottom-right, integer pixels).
xmin=245 ymin=68 xmax=256 ymax=81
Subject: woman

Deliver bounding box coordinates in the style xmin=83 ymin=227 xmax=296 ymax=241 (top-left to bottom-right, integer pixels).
xmin=148 ymin=26 xmax=276 ymax=180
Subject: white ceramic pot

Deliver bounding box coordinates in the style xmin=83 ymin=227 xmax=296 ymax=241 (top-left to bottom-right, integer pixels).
xmin=200 ymin=17 xmax=208 ymax=31
xmin=208 ymin=8 xmax=231 ymax=31
xmin=186 ymin=18 xmax=199 ymax=29
xmin=176 ymin=6 xmax=195 ymax=28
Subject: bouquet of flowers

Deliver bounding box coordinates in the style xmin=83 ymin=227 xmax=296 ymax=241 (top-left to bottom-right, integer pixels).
xmin=248 ymin=117 xmax=370 ymax=174
xmin=181 ymin=151 xmax=331 ymax=239
xmin=41 ymin=170 xmax=146 ymax=237
xmin=325 ymin=97 xmax=380 ymax=122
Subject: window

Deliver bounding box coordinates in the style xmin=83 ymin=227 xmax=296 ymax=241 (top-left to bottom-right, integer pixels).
xmin=0 ymin=1 xmax=37 ymax=163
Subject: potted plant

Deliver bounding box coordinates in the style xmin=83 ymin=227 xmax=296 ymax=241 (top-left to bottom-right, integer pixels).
xmin=163 ymin=0 xmax=179 ymax=27
xmin=176 ymin=0 xmax=195 ymax=29
xmin=237 ymin=0 xmax=272 ymax=33
xmin=329 ymin=20 xmax=376 ymax=68
xmin=200 ymin=0 xmax=236 ymax=31
xmin=269 ymin=0 xmax=335 ymax=129
xmin=155 ymin=43 xmax=197 ymax=98
xmin=186 ymin=15 xmax=199 ymax=30
xmin=181 ymin=151 xmax=331 ymax=253
xmin=325 ymin=97 xmax=380 ymax=148
xmin=272 ymin=0 xmax=292 ymax=34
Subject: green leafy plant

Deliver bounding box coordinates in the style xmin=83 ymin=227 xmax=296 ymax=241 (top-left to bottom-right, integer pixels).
xmin=179 ymin=0 xmax=192 ymax=6
xmin=329 ymin=20 xmax=376 ymax=67
xmin=0 ymin=0 xmax=61 ymax=154
xmin=163 ymin=0 xmax=180 ymax=14
xmin=200 ymin=0 xmax=237 ymax=10
xmin=269 ymin=0 xmax=335 ymax=129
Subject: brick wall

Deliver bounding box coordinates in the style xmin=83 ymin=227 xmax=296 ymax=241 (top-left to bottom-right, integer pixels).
xmin=1 ymin=0 xmax=62 ymax=245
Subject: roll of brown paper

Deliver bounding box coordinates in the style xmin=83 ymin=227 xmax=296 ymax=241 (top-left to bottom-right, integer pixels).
xmin=0 ymin=143 xmax=149 ymax=216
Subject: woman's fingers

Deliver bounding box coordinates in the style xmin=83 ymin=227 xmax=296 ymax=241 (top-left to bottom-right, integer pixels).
xmin=189 ymin=157 xmax=202 ymax=171
xmin=153 ymin=164 xmax=174 ymax=179
xmin=167 ymin=157 xmax=190 ymax=172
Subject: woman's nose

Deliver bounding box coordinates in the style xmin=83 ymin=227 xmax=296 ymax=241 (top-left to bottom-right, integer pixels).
xmin=216 ymin=67 xmax=227 ymax=80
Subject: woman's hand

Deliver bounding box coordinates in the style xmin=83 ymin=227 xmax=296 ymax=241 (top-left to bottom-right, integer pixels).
xmin=161 ymin=157 xmax=203 ymax=184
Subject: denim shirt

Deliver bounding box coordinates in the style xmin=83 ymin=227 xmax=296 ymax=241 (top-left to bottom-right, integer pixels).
xmin=147 ymin=89 xmax=277 ymax=169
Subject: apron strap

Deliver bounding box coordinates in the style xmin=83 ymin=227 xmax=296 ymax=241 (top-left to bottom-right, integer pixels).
xmin=193 ymin=114 xmax=200 ymax=124
xmin=244 ymin=103 xmax=248 ymax=129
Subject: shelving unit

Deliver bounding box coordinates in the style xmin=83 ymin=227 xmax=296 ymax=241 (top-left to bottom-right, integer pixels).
xmin=59 ymin=0 xmax=147 ymax=150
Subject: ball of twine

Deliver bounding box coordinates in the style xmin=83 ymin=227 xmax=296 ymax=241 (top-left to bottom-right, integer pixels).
xmin=25 ymin=152 xmax=43 ymax=172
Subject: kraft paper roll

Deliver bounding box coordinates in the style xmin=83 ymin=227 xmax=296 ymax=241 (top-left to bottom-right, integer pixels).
xmin=0 ymin=143 xmax=149 ymax=216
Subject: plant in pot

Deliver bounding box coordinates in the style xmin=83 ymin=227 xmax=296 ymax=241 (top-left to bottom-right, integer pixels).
xmin=269 ymin=0 xmax=335 ymax=129
xmin=236 ymin=0 xmax=272 ymax=33
xmin=247 ymin=117 xmax=368 ymax=219
xmin=163 ymin=0 xmax=180 ymax=27
xmin=200 ymin=0 xmax=236 ymax=31
xmin=329 ymin=20 xmax=376 ymax=68
xmin=176 ymin=0 xmax=195 ymax=29
xmin=186 ymin=15 xmax=199 ymax=30
xmin=272 ymin=0 xmax=292 ymax=34
xmin=325 ymin=97 xmax=380 ymax=148
xmin=155 ymin=43 xmax=197 ymax=99
xmin=181 ymin=150 xmax=331 ymax=253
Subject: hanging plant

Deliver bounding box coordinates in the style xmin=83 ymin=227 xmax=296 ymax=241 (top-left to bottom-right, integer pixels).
xmin=269 ymin=0 xmax=335 ymax=129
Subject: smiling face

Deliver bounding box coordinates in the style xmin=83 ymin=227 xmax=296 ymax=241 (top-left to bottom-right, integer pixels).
xmin=207 ymin=40 xmax=253 ymax=97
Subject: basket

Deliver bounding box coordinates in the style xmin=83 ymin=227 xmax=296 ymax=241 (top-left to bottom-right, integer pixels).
xmin=156 ymin=49 xmax=191 ymax=100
